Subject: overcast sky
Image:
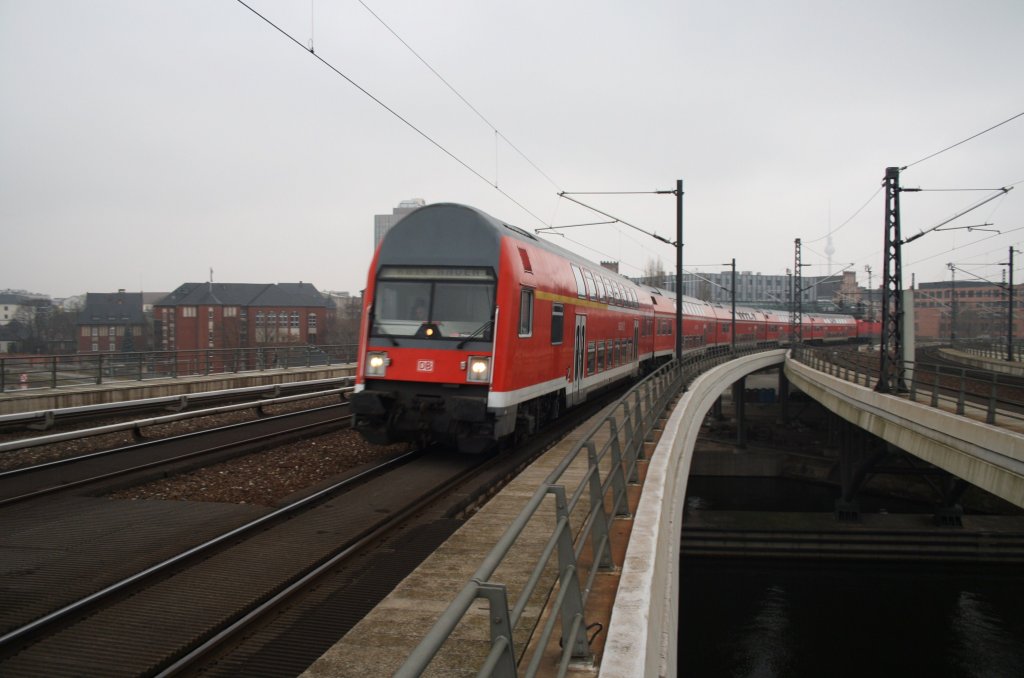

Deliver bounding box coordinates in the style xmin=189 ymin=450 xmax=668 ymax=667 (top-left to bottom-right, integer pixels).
xmin=2 ymin=0 xmax=1022 ymax=299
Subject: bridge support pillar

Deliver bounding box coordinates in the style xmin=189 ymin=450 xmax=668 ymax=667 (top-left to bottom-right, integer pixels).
xmin=835 ymin=418 xmax=885 ymax=522
xmin=711 ymin=395 xmax=724 ymax=421
xmin=732 ymin=376 xmax=747 ymax=449
xmin=778 ymin=367 xmax=790 ymax=422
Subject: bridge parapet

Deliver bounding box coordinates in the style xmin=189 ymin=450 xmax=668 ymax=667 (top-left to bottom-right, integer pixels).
xmin=601 ymin=350 xmax=787 ymax=677
xmin=794 ymin=346 xmax=1024 ymax=430
xmin=786 ymin=356 xmax=1024 ymax=508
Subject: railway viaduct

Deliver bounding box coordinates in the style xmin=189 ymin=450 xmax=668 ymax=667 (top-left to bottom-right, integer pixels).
xmin=600 ymin=348 xmax=1024 ymax=677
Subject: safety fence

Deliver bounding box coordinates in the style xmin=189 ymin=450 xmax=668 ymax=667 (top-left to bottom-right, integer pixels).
xmin=953 ymin=339 xmax=1024 ymax=363
xmin=792 ymin=346 xmax=1024 ymax=427
xmin=395 ymin=344 xmax=770 ymax=677
xmin=0 ymin=345 xmax=358 ymax=393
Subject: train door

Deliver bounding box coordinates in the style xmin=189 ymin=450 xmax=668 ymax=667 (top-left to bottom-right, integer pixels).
xmin=572 ymin=314 xmax=587 ymax=405
xmin=633 ymin=320 xmax=639 ymax=362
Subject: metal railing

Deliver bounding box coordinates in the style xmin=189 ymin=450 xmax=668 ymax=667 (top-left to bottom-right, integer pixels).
xmin=952 ymin=339 xmax=1024 ymax=363
xmin=792 ymin=346 xmax=1024 ymax=427
xmin=0 ymin=345 xmax=358 ymax=393
xmin=396 ymin=345 xmax=768 ymax=677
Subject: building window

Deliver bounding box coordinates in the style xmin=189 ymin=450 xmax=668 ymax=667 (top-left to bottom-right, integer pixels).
xmin=290 ymin=312 xmax=300 ymax=328
xmin=224 ymin=307 xmax=237 ymax=318
xmin=551 ymin=303 xmax=564 ymax=344
xmin=307 ymin=312 xmax=318 ymax=329
xmin=182 ymin=306 xmax=197 ymax=318
xmin=519 ymin=288 xmax=534 ymax=337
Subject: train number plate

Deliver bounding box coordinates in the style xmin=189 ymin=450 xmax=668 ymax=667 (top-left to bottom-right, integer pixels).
xmin=416 ymin=360 xmax=434 ymax=372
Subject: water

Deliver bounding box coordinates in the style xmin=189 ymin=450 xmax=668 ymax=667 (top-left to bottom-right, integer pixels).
xmin=679 ymin=478 xmax=1024 ymax=677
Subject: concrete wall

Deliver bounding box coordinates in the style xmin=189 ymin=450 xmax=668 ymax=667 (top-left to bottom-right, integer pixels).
xmin=786 ymin=359 xmax=1024 ymax=508
xmin=600 ymin=350 xmax=786 ymax=677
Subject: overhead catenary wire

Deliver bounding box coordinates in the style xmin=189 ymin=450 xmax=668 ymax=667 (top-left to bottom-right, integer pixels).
xmin=356 ymin=0 xmax=562 ymax=191
xmin=907 ymin=225 xmax=1024 ymax=267
xmin=233 ymin=0 xmax=549 ymax=226
xmin=903 ymin=110 xmax=1024 ymax=170
xmin=803 ymin=185 xmax=882 ymax=245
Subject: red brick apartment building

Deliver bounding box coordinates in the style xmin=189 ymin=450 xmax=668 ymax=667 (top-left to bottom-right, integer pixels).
xmin=914 ymin=280 xmax=1024 ymax=341
xmin=154 ymin=282 xmax=333 ymax=352
xmin=77 ymin=290 xmax=148 ymax=353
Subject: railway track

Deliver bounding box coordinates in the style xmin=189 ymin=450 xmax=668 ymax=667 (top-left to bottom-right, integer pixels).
xmin=0 ymin=384 xmax=620 ymax=677
xmin=0 ymin=377 xmax=353 ymax=434
xmin=0 ymin=403 xmax=352 ymax=506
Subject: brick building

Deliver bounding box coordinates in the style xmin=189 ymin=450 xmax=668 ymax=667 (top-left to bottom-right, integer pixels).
xmin=153 ymin=282 xmax=332 ymax=352
xmin=77 ymin=290 xmax=148 ymax=353
xmin=914 ymin=280 xmax=1024 ymax=342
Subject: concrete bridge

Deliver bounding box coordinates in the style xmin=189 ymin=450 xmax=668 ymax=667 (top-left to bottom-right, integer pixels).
xmin=305 ymin=348 xmax=1023 ymax=676
xmin=601 ymin=348 xmax=1024 ymax=676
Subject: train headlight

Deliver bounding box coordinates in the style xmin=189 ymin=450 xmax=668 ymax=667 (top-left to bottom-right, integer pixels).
xmin=467 ymin=356 xmax=491 ymax=383
xmin=365 ymin=351 xmax=390 ymax=377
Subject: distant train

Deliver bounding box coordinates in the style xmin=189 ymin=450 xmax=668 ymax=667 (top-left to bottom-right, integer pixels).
xmin=351 ymin=203 xmax=878 ymax=452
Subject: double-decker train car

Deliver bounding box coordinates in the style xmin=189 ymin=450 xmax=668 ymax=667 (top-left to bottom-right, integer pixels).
xmin=351 ymin=203 xmax=873 ymax=452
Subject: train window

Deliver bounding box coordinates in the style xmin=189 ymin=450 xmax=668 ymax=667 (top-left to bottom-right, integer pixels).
xmin=594 ymin=276 xmax=606 ymax=303
xmin=597 ymin=341 xmax=605 ymax=371
xmin=519 ymin=288 xmax=534 ymax=337
xmin=571 ymin=265 xmax=587 ymax=299
xmin=551 ymin=303 xmax=564 ymax=344
xmin=587 ymin=341 xmax=596 ymax=375
xmin=582 ymin=269 xmax=596 ymax=300
xmin=629 ymin=289 xmax=638 ymax=308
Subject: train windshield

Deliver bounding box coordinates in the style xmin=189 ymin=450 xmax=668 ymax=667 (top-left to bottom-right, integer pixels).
xmin=371 ymin=266 xmax=496 ymax=342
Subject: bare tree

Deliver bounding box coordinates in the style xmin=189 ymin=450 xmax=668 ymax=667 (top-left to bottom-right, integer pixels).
xmin=643 ymin=257 xmax=667 ymax=288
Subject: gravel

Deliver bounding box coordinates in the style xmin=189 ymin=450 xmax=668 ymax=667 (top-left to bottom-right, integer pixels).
xmin=0 ymin=395 xmax=345 ymax=472
xmin=109 ymin=430 xmax=408 ymax=506
xmin=2 ymin=394 xmax=409 ymax=506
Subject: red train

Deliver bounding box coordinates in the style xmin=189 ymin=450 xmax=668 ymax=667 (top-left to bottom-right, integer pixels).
xmin=351 ymin=203 xmax=878 ymax=452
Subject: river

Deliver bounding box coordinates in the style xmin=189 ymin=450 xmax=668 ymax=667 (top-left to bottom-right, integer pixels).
xmin=678 ymin=478 xmax=1024 ymax=677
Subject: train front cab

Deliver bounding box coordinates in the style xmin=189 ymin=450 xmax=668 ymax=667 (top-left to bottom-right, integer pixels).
xmin=351 ymin=205 xmax=510 ymax=453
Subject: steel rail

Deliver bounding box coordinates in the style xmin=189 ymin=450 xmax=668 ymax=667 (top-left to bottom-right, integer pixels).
xmin=0 ymin=404 xmax=352 ymax=507
xmin=396 ymin=345 xmax=765 ymax=677
xmin=0 ymin=376 xmax=352 ymax=431
xmin=0 ymin=448 xmax=417 ymax=650
xmin=152 ymin=447 xmax=498 ymax=677
xmin=0 ymin=386 xmax=352 ymax=454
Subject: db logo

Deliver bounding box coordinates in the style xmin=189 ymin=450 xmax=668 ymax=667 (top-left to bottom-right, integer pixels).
xmin=416 ymin=360 xmax=434 ymax=372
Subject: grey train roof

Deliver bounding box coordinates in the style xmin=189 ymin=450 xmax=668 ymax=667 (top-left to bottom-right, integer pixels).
xmin=379 ymin=203 xmax=673 ymax=295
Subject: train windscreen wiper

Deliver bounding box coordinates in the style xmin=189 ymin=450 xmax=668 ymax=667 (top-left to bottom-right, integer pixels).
xmin=456 ymin=320 xmax=494 ymax=349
